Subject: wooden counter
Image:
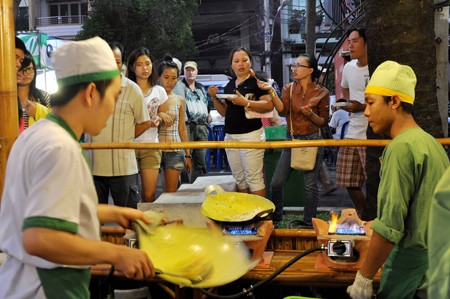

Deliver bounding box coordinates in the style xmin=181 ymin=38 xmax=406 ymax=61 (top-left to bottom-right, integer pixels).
xmin=91 ymin=250 xmax=380 ymax=287
xmin=241 ymin=250 xmax=380 ymax=288
xmin=93 ymin=227 xmax=380 ymax=298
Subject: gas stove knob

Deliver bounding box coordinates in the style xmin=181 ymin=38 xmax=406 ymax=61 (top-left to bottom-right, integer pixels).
xmin=332 ymin=241 xmax=348 ymax=255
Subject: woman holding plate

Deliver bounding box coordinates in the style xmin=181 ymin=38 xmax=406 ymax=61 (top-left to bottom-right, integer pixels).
xmin=257 ymin=54 xmax=330 ymax=227
xmin=208 ymin=47 xmax=274 ymax=197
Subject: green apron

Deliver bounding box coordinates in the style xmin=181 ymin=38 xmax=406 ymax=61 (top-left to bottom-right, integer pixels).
xmin=377 ymin=244 xmax=428 ymax=299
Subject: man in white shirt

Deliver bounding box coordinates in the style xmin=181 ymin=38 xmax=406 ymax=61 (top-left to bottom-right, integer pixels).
xmin=336 ymin=27 xmax=369 ymax=218
xmin=0 ymin=37 xmax=154 ymax=298
xmin=91 ymin=42 xmax=151 ymax=208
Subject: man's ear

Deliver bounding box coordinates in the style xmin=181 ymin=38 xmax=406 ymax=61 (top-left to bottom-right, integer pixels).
xmin=390 ymin=95 xmax=402 ymax=110
xmin=84 ymin=82 xmax=97 ymax=107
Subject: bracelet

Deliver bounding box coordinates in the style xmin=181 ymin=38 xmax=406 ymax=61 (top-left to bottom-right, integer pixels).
xmin=185 ymin=155 xmax=192 ymax=158
xmin=269 ymin=89 xmax=277 ymax=98
xmin=246 ymin=101 xmax=250 ymax=108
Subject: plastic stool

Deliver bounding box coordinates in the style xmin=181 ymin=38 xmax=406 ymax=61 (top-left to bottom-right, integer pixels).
xmin=114 ymin=287 xmax=151 ymax=299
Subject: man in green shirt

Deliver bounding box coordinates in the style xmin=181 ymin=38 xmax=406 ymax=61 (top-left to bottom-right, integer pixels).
xmin=428 ymin=167 xmax=450 ymax=298
xmin=347 ymin=61 xmax=449 ymax=299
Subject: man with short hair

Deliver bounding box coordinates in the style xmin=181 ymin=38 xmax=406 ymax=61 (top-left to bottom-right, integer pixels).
xmin=0 ymin=37 xmax=155 ymax=298
xmin=90 ymin=42 xmax=151 ymax=209
xmin=347 ymin=61 xmax=449 ymax=299
xmin=174 ymin=61 xmax=210 ymax=183
xmin=336 ymin=27 xmax=369 ymax=218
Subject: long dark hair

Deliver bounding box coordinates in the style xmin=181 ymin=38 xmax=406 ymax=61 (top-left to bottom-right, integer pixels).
xmin=126 ymin=47 xmax=158 ymax=86
xmin=19 ymin=51 xmax=47 ymax=105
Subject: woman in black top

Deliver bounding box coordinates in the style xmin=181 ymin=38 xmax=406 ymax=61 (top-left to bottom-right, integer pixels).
xmin=208 ymin=47 xmax=273 ymax=197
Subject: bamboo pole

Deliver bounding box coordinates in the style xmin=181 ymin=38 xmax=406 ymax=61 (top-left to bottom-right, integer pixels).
xmin=81 ymin=138 xmax=450 ymax=150
xmin=0 ymin=0 xmax=19 ymax=201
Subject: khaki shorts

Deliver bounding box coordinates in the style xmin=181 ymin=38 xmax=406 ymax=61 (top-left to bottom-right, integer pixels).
xmin=136 ymin=149 xmax=161 ymax=170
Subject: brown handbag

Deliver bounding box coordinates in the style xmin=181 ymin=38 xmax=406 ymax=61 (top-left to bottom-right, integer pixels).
xmin=289 ymin=83 xmax=318 ymax=171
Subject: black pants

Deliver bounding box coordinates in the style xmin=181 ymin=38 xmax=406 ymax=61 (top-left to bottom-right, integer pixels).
xmin=180 ymin=123 xmax=209 ymax=184
xmin=94 ymin=174 xmax=141 ymax=208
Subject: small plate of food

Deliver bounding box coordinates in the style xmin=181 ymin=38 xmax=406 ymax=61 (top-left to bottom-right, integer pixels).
xmin=332 ymin=102 xmax=353 ymax=108
xmin=216 ymin=94 xmax=238 ymax=99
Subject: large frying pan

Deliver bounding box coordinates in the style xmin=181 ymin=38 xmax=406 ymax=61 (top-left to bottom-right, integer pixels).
xmin=136 ymin=223 xmax=257 ymax=288
xmin=201 ymin=185 xmax=275 ymax=224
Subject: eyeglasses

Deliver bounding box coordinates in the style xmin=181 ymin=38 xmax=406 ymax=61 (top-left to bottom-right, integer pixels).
xmin=20 ymin=66 xmax=35 ymax=75
xmin=290 ymin=64 xmax=310 ymax=70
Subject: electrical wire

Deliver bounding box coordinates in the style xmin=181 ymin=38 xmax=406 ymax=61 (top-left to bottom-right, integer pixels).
xmin=196 ymin=32 xmax=261 ymax=54
xmin=198 ymin=245 xmax=326 ymax=299
xmin=194 ymin=15 xmax=258 ymax=50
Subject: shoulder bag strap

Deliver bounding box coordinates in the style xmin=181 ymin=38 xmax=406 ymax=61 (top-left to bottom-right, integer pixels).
xmin=289 ymin=83 xmax=294 ymax=140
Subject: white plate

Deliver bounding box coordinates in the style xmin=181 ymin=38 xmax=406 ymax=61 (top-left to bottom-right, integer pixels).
xmin=216 ymin=94 xmax=237 ymax=99
xmin=332 ymin=102 xmax=352 ymax=108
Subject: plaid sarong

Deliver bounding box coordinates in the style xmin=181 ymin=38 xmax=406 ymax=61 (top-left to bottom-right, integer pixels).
xmin=336 ymin=146 xmax=367 ymax=187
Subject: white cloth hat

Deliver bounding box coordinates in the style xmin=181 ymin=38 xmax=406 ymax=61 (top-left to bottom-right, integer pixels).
xmin=52 ymin=36 xmax=120 ymax=87
xmin=184 ymin=61 xmax=197 ymax=70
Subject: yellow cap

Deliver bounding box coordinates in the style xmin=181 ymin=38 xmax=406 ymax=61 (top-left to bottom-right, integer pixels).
xmin=365 ymin=60 xmax=416 ymax=104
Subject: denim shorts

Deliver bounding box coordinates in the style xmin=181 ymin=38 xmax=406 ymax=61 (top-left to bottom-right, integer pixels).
xmin=161 ymin=151 xmax=185 ymax=171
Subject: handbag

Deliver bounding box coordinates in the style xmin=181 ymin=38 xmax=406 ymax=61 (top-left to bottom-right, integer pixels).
xmin=288 ymin=83 xmax=318 ymax=171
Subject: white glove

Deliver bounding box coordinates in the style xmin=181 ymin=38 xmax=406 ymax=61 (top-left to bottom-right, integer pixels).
xmin=347 ymin=270 xmax=373 ymax=299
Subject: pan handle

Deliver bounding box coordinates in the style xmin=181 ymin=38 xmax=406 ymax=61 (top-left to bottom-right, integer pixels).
xmin=204 ymin=184 xmax=225 ymax=197
xmin=254 ymin=208 xmax=274 ymax=220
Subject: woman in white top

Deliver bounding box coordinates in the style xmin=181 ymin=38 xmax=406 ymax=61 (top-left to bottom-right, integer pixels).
xmin=127 ymin=47 xmax=171 ymax=202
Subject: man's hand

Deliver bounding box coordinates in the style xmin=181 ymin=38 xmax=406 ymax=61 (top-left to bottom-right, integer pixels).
xmin=150 ymin=115 xmax=161 ymax=127
xmin=342 ymin=100 xmax=366 ymax=113
xmin=98 ymin=205 xmax=153 ymax=228
xmin=347 ymin=270 xmax=373 ymax=299
xmin=114 ymin=246 xmax=155 ymax=280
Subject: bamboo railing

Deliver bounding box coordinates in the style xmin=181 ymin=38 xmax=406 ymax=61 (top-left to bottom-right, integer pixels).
xmin=81 ymin=138 xmax=450 ymax=150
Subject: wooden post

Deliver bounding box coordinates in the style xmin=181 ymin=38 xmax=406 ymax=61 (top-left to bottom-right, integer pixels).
xmin=0 ymin=0 xmax=19 ymax=202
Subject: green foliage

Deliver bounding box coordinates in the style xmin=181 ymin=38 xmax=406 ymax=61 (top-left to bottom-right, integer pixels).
xmin=276 ymin=212 xmax=331 ymax=229
xmin=77 ymin=0 xmax=198 ymax=60
xmin=288 ymin=9 xmax=324 ymax=34
xmin=288 ymin=9 xmax=306 ymax=34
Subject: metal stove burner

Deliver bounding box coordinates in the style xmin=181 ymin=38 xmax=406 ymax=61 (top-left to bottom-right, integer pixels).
xmin=335 ymin=227 xmax=366 ymax=235
xmin=222 ymin=224 xmax=257 ymax=236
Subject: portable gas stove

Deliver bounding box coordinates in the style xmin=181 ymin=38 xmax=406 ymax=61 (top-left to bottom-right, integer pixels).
xmin=312 ymin=209 xmax=374 ymax=271
xmin=207 ymin=219 xmax=274 ymax=264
